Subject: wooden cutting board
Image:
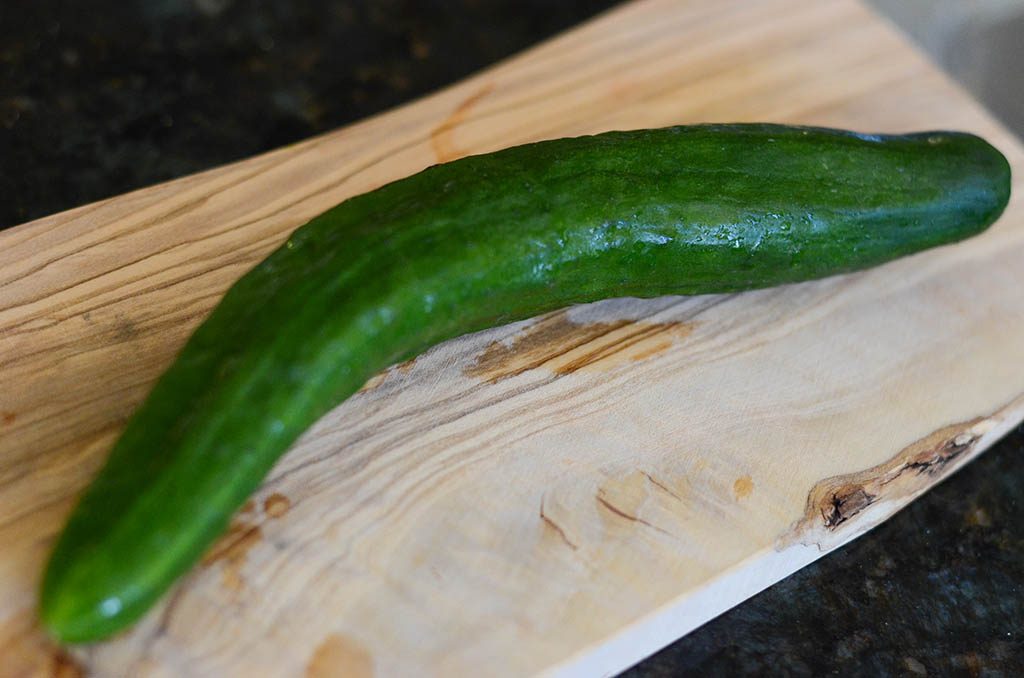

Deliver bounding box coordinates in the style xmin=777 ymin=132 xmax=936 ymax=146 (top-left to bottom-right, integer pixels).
xmin=3 ymin=0 xmax=1023 ymax=675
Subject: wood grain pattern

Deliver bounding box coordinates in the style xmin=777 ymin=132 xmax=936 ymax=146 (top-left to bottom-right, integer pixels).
xmin=2 ymin=0 xmax=1024 ymax=675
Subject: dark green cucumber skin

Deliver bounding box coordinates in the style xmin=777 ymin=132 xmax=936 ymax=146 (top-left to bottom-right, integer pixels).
xmin=41 ymin=124 xmax=1010 ymax=642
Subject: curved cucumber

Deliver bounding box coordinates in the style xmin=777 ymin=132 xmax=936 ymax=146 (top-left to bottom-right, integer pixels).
xmin=41 ymin=124 xmax=1010 ymax=642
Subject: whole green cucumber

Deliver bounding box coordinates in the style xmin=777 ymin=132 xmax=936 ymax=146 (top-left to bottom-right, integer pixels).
xmin=41 ymin=124 xmax=1010 ymax=642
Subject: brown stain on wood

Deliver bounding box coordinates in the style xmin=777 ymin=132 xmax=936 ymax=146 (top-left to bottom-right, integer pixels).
xmin=596 ymin=472 xmax=673 ymax=537
xmin=202 ymin=520 xmax=263 ymax=592
xmin=786 ymin=413 xmax=1003 ymax=545
xmin=306 ymin=634 xmax=374 ymax=678
xmin=596 ymin=495 xmax=672 ymax=537
xmin=113 ymin=313 xmax=138 ymax=343
xmin=357 ymin=357 xmax=418 ymax=394
xmin=203 ymin=493 xmax=292 ymax=591
xmin=641 ymin=471 xmax=684 ymax=502
xmin=431 ymin=82 xmax=494 ymax=163
xmin=51 ymin=649 xmax=85 ymax=678
xmin=201 ymin=520 xmax=263 ymax=567
xmin=466 ymin=311 xmax=695 ymax=383
xmin=264 ymin=492 xmax=292 ymax=518
xmin=732 ymin=475 xmax=754 ymax=500
xmin=539 ymin=493 xmax=578 ymax=551
xmin=2 ymin=411 xmax=15 ymax=425
xmin=598 ymin=471 xmax=648 ymax=517
xmin=628 ymin=339 xmax=675 ymax=362
xmin=357 ymin=371 xmax=389 ymax=394
xmin=0 ymin=614 xmax=84 ymax=678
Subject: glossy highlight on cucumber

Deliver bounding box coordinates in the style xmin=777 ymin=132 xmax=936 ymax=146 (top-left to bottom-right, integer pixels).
xmin=41 ymin=123 xmax=1011 ymax=642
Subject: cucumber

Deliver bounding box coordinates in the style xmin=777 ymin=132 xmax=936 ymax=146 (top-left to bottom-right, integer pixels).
xmin=41 ymin=124 xmax=1010 ymax=642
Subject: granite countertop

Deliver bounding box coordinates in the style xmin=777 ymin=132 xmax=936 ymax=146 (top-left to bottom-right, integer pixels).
xmin=4 ymin=1 xmax=1022 ymax=674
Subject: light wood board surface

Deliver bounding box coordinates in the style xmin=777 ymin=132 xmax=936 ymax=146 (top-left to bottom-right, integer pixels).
xmin=3 ymin=0 xmax=1024 ymax=675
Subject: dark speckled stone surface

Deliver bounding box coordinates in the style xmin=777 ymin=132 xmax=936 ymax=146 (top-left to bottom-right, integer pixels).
xmin=4 ymin=1 xmax=1023 ymax=674
xmin=1 ymin=0 xmax=620 ymax=227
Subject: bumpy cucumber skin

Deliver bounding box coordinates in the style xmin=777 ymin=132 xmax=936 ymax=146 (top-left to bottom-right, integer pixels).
xmin=41 ymin=124 xmax=1010 ymax=642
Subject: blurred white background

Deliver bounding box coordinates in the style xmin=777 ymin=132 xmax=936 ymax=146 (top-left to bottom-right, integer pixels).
xmin=869 ymin=0 xmax=1024 ymax=137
